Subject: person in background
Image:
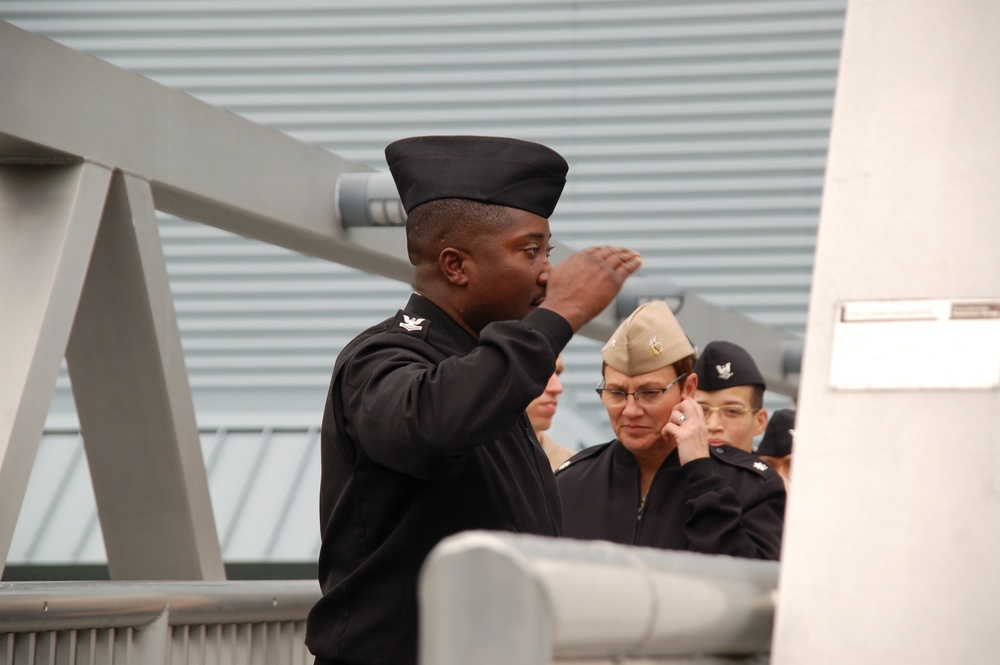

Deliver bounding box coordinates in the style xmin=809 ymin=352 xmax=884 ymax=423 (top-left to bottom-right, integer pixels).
xmin=757 ymin=407 xmax=795 ymax=488
xmin=693 ymin=340 xmax=769 ymax=453
xmin=526 ymin=353 xmax=575 ymax=471
xmin=556 ymin=300 xmax=785 ymax=559
xmin=306 ymin=134 xmax=642 ymax=665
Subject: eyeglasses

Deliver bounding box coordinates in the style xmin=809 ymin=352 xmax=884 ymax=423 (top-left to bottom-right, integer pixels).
xmin=596 ymin=372 xmax=689 ymax=407
xmin=698 ymin=404 xmax=759 ymax=420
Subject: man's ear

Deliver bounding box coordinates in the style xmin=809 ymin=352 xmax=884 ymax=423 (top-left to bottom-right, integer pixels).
xmin=439 ymin=247 xmax=469 ymax=286
xmin=754 ymin=408 xmax=769 ymax=436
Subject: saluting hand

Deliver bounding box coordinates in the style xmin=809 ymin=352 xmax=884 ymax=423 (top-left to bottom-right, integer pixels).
xmin=540 ymin=246 xmax=641 ymax=332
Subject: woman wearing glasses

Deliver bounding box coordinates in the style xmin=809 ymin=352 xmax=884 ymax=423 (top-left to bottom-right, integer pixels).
xmin=555 ymin=301 xmax=786 ymax=560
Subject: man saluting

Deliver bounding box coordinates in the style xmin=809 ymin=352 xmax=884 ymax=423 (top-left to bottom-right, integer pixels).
xmin=306 ymin=135 xmax=642 ymax=665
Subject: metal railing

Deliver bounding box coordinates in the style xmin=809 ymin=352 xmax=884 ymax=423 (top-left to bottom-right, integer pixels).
xmin=420 ymin=532 xmax=777 ymax=665
xmin=0 ymin=580 xmax=320 ymax=665
xmin=0 ymin=536 xmax=776 ymax=665
xmin=1 ymin=18 xmax=787 ymax=665
xmin=1 ymin=14 xmax=802 ymax=580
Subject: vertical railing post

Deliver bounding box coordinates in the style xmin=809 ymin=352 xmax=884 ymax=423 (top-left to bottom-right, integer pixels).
xmin=131 ymin=610 xmax=170 ymax=665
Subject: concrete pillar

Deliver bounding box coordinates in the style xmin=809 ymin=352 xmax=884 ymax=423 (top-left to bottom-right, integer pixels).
xmin=772 ymin=2 xmax=1000 ymax=663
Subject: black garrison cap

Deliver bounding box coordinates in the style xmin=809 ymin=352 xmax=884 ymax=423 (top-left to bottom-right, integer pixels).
xmin=694 ymin=340 xmax=766 ymax=391
xmin=385 ymin=135 xmax=569 ymax=217
xmin=757 ymin=408 xmax=796 ymax=456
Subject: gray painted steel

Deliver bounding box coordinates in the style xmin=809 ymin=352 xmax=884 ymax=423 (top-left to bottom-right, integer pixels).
xmin=0 ymin=19 xmax=399 ymax=577
xmin=0 ymin=163 xmax=111 ymax=571
xmin=421 ymin=531 xmax=777 ymax=663
xmin=0 ymin=580 xmax=319 ymax=664
xmin=1 ymin=579 xmax=320 ymax=630
xmin=1 ymin=18 xmax=801 ymax=570
xmin=1 ymin=2 xmax=843 ymax=567
xmin=1 ymin=1 xmax=844 ymax=439
xmin=66 ymin=172 xmax=225 ymax=581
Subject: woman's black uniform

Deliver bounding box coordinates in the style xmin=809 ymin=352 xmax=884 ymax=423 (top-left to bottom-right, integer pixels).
xmin=556 ymin=441 xmax=785 ymax=559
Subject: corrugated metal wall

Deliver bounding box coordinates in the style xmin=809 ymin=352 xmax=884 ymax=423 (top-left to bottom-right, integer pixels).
xmin=3 ymin=1 xmax=845 ymax=441
xmin=3 ymin=3 xmax=845 ymax=563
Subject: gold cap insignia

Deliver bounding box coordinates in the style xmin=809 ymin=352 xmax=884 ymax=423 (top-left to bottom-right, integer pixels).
xmin=649 ymin=336 xmax=663 ymax=355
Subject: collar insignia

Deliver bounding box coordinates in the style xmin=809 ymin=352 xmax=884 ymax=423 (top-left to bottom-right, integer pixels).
xmin=753 ymin=461 xmax=769 ymax=472
xmin=399 ymin=315 xmax=425 ymax=332
xmin=649 ymin=336 xmax=663 ymax=355
xmin=715 ymin=362 xmax=734 ymax=380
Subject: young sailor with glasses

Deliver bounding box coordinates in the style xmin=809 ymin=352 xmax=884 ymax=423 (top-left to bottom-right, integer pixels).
xmin=693 ymin=340 xmax=770 ymax=453
xmin=555 ymin=301 xmax=786 ymax=559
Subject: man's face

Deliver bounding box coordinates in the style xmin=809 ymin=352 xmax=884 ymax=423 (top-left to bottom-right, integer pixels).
xmin=602 ymin=364 xmax=693 ymax=455
xmin=460 ymin=208 xmax=552 ymax=331
xmin=527 ymin=354 xmax=564 ymax=433
xmin=694 ymin=385 xmax=767 ymax=452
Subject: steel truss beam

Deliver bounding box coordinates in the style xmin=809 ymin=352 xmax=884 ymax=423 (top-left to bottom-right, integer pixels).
xmin=0 ymin=18 xmax=801 ymax=579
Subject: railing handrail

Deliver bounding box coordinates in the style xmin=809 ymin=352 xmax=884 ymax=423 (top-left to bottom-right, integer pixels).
xmin=0 ymin=580 xmax=321 ymax=633
xmin=419 ymin=531 xmax=778 ymax=665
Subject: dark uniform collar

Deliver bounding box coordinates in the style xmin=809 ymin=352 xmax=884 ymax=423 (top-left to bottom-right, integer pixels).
xmin=404 ymin=293 xmax=479 ymax=354
xmin=611 ymin=439 xmax=681 ymax=470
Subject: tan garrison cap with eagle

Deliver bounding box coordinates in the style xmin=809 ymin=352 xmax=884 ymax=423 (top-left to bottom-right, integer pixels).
xmin=601 ymin=300 xmax=695 ymax=375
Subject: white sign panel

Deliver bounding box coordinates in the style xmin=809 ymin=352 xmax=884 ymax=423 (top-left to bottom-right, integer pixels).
xmin=830 ymin=299 xmax=1000 ymax=390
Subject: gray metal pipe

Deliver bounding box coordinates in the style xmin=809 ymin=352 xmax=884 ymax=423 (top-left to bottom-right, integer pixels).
xmin=338 ymin=171 xmax=407 ymax=227
xmin=420 ymin=531 xmax=778 ymax=665
xmin=0 ymin=580 xmax=321 ymax=632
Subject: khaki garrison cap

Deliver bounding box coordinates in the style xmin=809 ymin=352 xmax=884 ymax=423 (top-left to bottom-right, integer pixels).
xmin=601 ymin=300 xmax=694 ymax=375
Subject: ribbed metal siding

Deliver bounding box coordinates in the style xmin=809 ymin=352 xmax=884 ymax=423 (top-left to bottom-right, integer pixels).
xmin=8 ymin=428 xmax=322 ymax=564
xmin=2 ymin=0 xmax=845 ymax=438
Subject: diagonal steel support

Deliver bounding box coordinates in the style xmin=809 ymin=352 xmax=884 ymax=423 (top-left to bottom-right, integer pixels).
xmin=0 ymin=161 xmax=112 ymax=575
xmin=0 ymin=16 xmax=807 ymax=583
xmin=0 ymin=20 xmax=412 ymax=285
xmin=66 ymin=172 xmax=224 ymax=580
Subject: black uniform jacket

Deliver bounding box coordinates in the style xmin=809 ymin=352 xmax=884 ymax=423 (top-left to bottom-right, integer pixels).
xmin=556 ymin=441 xmax=785 ymax=559
xmin=306 ymin=294 xmax=570 ymax=665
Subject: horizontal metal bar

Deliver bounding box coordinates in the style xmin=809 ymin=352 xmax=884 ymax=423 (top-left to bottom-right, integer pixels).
xmin=0 ymin=19 xmax=802 ymax=368
xmin=0 ymin=580 xmax=321 ymax=633
xmin=420 ymin=531 xmax=778 ymax=665
xmin=0 ymin=20 xmax=412 ymax=285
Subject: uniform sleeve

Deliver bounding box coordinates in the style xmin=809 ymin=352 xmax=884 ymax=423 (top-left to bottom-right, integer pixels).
xmin=678 ymin=458 xmax=786 ymax=560
xmin=339 ymin=311 xmax=572 ymax=479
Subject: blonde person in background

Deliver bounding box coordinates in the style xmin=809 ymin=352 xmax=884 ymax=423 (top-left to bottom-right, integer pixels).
xmin=526 ymin=353 xmax=575 ymax=471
